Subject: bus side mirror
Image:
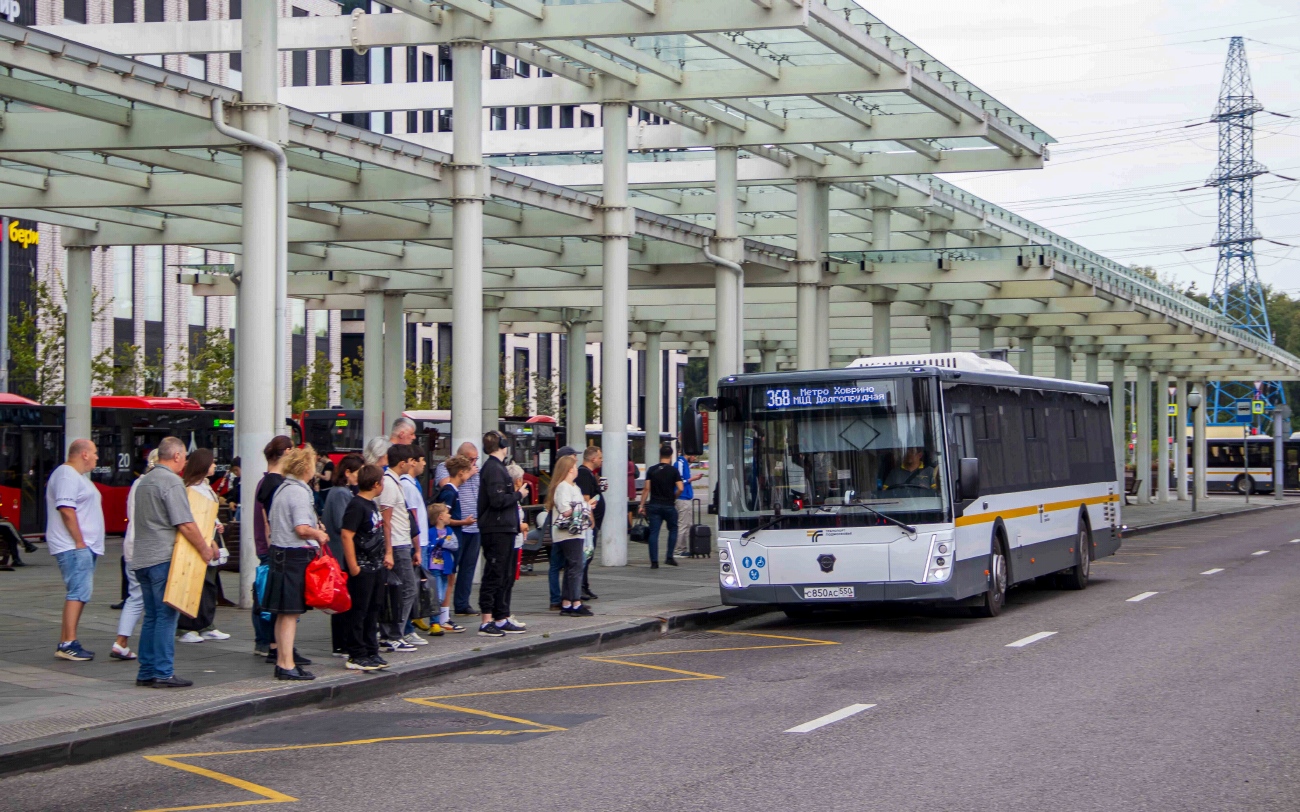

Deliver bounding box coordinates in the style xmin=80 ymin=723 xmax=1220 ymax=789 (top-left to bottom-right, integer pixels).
xmin=958 ymin=458 xmax=981 ymax=501
xmin=681 ymin=397 xmax=713 ymax=456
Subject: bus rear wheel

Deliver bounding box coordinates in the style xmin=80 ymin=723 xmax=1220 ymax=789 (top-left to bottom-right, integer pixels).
xmin=1233 ymin=474 xmax=1255 ymax=495
xmin=1059 ymin=517 xmax=1091 ymax=591
xmin=971 ymin=536 xmax=1007 ymax=618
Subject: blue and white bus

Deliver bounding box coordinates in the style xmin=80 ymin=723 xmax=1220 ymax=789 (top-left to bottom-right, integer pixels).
xmin=683 ymin=352 xmax=1122 ymax=617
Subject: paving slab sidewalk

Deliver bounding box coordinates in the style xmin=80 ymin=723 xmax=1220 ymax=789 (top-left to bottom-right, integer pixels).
xmin=2 ymin=492 xmax=1297 ymax=775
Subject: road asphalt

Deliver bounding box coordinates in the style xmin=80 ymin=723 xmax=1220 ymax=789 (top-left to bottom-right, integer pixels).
xmin=5 ymin=506 xmax=1300 ymax=812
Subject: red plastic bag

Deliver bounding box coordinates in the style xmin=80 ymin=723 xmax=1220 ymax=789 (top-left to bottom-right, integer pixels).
xmin=305 ymin=547 xmax=351 ymax=614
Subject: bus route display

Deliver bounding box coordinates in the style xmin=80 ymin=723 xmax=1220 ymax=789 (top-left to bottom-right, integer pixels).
xmin=760 ymin=381 xmax=895 ymax=411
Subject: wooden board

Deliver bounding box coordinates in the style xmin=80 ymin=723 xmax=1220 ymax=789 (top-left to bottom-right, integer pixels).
xmin=163 ymin=490 xmax=218 ymax=618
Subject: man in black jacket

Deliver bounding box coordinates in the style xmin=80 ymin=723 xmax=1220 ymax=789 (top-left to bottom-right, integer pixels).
xmin=476 ymin=431 xmax=529 ymax=637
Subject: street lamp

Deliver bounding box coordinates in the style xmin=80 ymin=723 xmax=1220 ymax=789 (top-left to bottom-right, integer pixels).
xmin=1187 ymin=390 xmax=1203 ymax=513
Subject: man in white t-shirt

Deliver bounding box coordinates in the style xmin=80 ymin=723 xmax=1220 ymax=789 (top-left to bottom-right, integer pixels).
xmin=45 ymin=439 xmax=105 ymax=662
xmin=378 ymin=443 xmax=419 ymax=650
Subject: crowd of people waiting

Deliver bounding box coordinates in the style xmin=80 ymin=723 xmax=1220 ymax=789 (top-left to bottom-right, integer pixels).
xmin=44 ymin=417 xmax=702 ymax=687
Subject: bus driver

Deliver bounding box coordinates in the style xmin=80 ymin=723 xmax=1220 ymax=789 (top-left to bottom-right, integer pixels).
xmin=883 ymin=448 xmax=937 ymax=493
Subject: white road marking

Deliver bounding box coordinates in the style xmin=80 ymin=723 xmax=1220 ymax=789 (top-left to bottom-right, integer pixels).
xmin=784 ymin=703 xmax=877 ymax=734
xmin=1006 ymin=631 xmax=1057 ymax=648
xmin=1201 ymin=568 xmax=1225 ymax=575
xmin=1252 ymin=550 xmax=1270 ymax=556
xmin=1126 ymin=591 xmax=1158 ymax=603
xmin=1291 ymin=539 xmax=1300 ymax=544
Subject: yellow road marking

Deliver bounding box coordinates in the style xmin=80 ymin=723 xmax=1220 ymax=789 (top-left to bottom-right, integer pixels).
xmin=137 ymin=631 xmax=838 ymax=812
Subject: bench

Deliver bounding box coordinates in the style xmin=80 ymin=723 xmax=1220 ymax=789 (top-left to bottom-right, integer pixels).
xmin=1124 ymin=476 xmax=1144 ymax=506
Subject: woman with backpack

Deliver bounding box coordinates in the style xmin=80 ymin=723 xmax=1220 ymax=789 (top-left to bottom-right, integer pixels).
xmin=546 ymin=455 xmax=592 ymax=617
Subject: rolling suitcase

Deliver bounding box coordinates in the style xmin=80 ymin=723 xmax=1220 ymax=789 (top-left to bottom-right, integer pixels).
xmin=688 ymin=499 xmax=712 ymax=558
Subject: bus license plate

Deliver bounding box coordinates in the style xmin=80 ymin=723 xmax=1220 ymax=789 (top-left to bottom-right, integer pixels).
xmin=804 ymin=586 xmax=854 ymax=600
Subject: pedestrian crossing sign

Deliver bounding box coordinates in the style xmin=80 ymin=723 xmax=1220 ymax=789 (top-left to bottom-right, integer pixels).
xmin=1252 ymin=400 xmax=1266 ymax=415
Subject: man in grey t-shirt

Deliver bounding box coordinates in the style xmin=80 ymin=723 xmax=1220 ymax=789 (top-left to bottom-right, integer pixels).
xmin=131 ymin=436 xmax=213 ymax=689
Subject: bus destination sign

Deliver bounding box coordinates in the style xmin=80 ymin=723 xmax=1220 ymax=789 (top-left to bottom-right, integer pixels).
xmin=762 ymin=381 xmax=894 ymax=411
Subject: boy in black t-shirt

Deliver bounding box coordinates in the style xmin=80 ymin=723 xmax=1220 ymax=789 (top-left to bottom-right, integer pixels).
xmin=638 ymin=444 xmax=684 ymax=568
xmin=340 ymin=465 xmax=389 ymax=672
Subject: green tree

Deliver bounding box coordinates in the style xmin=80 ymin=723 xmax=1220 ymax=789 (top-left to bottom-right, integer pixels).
xmin=291 ymin=351 xmax=333 ymax=413
xmin=340 ymin=350 xmax=364 ymax=407
xmin=9 ymin=280 xmax=114 ymax=403
xmin=170 ymin=328 xmax=235 ymax=403
xmin=533 ymin=371 xmax=560 ymax=417
xmin=405 ymin=360 xmax=438 ymax=410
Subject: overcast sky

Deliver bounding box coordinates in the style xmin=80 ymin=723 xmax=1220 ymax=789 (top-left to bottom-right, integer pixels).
xmin=868 ymin=0 xmax=1300 ymax=296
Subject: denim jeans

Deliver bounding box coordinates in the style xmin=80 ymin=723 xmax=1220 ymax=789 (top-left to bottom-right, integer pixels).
xmin=453 ymin=531 xmax=482 ymax=613
xmin=548 ymin=540 xmax=565 ymax=606
xmin=252 ymin=553 xmax=274 ymax=649
xmin=135 ymin=561 xmax=179 ymax=681
xmin=646 ymin=502 xmax=678 ymax=564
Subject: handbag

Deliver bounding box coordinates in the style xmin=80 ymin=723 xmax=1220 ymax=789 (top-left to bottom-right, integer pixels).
xmin=414 ymin=561 xmax=436 ymax=620
xmin=379 ymin=567 xmax=405 ymax=625
xmin=305 ymin=547 xmax=351 ymax=614
xmin=253 ymin=562 xmax=272 ymax=622
xmin=629 ymin=515 xmax=650 ymax=543
xmin=177 ymin=569 xmax=218 ymax=631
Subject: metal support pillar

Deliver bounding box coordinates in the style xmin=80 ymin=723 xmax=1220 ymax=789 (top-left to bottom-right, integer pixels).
xmin=64 ymin=241 xmax=93 ymax=450
xmin=482 ymin=305 xmax=500 ymax=431
xmin=643 ymin=326 xmax=663 ymax=470
xmin=1136 ymin=365 xmax=1152 ymax=505
xmin=1085 ymin=352 xmax=1100 ymax=384
xmin=362 ymin=291 xmax=384 ymax=440
xmin=759 ymin=343 xmax=777 ymax=373
xmin=872 ymin=301 xmax=891 ymax=356
xmin=383 ymin=294 xmax=405 ymax=431
xmin=1176 ymin=378 xmax=1188 ymax=501
xmin=565 ymin=316 xmax=588 ymax=444
xmin=1274 ymin=406 xmax=1287 ymax=501
xmin=236 ymin=0 xmax=279 ymax=608
xmin=1193 ymin=382 xmax=1207 ymax=504
xmin=795 ymin=175 xmax=819 ymax=370
xmin=707 ymin=341 xmax=718 ymax=397
xmin=928 ymin=305 xmax=951 ymax=354
xmin=712 ymin=146 xmax=741 ymax=380
xmin=1157 ymin=374 xmax=1170 ymax=503
xmin=1054 ymin=344 xmax=1072 ymax=380
xmin=1111 ymin=359 xmax=1127 ymax=486
xmin=450 ymin=40 xmax=485 ymax=451
xmin=1019 ymin=333 xmax=1036 ymax=376
xmin=600 ymin=101 xmax=631 ymax=568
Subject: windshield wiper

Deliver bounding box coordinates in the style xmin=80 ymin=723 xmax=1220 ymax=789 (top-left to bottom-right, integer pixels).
xmin=842 ymin=500 xmax=917 ymax=535
xmin=742 ymin=506 xmax=791 ymax=539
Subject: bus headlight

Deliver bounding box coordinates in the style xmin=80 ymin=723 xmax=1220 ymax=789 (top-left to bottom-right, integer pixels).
xmin=720 ymin=541 xmax=742 ymax=588
xmin=925 ymin=535 xmax=954 ymax=583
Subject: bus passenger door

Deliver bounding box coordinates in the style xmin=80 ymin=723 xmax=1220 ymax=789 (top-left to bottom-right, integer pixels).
xmin=20 ymin=428 xmax=61 ymax=535
xmin=1287 ymin=445 xmax=1300 ymax=491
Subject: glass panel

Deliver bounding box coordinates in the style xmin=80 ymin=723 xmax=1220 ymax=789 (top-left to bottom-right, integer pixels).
xmin=291 ymin=299 xmax=305 ymax=336
xmin=141 ymin=245 xmax=162 ymax=321
xmin=112 ymin=246 xmax=133 ymax=320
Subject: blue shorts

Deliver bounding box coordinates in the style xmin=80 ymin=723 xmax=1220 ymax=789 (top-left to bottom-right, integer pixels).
xmin=55 ymin=547 xmax=98 ymax=603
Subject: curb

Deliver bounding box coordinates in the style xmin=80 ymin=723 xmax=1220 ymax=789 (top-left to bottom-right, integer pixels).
xmin=1124 ymin=499 xmax=1300 ymax=538
xmin=0 ymin=603 xmax=761 ymax=779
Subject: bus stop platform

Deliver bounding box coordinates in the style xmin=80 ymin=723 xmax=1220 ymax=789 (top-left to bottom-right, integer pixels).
xmin=3 ymin=494 xmax=1299 ymax=776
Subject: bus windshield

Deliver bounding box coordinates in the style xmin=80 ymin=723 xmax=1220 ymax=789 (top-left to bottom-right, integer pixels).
xmin=719 ymin=376 xmax=949 ymax=530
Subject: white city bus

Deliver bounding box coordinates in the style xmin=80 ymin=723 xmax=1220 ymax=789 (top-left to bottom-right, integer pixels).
xmin=683 ymin=352 xmax=1122 ymax=617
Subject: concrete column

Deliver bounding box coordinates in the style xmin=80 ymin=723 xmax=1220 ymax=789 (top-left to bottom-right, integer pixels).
xmin=1136 ymin=365 xmax=1152 ymax=505
xmin=707 ymin=341 xmax=718 ymax=398
xmin=872 ymin=300 xmax=891 ymax=356
xmin=1176 ymin=377 xmax=1188 ymax=501
xmin=450 ymin=40 xmax=485 ymax=451
xmin=1156 ymin=373 xmax=1170 ymax=503
xmin=643 ymin=327 xmax=663 ymax=470
xmin=816 ymin=286 xmax=831 ymax=368
xmin=871 ymin=207 xmax=892 ymax=250
xmin=759 ymin=343 xmax=778 ymax=373
xmin=1054 ymin=344 xmax=1072 ymax=380
xmin=1085 ymin=352 xmax=1100 ymax=384
xmin=482 ymin=305 xmax=500 ymax=432
xmin=600 ymin=101 xmax=631 ymax=568
xmin=236 ymin=0 xmax=279 ymax=608
xmin=383 ymin=294 xmax=405 ymax=431
xmin=1111 ymin=358 xmax=1126 ymax=486
xmin=64 ymin=241 xmax=93 ymax=450
xmin=978 ymin=324 xmax=996 ymax=352
xmin=928 ymin=305 xmax=952 ymax=354
xmin=566 ymin=317 xmax=587 ymax=445
xmin=1193 ymin=381 xmax=1207 ymax=503
xmin=713 ymin=146 xmax=741 ymax=380
xmin=1019 ymin=333 xmax=1036 ymax=376
xmin=362 ymin=291 xmax=384 ymax=440
xmin=795 ymin=175 xmax=819 ymax=370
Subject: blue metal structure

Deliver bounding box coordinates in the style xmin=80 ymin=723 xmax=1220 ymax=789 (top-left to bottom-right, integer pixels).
xmin=1207 ymin=37 xmax=1279 ymax=425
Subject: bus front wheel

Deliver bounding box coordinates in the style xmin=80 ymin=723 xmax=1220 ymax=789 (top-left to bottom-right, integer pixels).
xmin=971 ymin=535 xmax=1007 ymax=618
xmin=1233 ymin=474 xmax=1255 ymax=495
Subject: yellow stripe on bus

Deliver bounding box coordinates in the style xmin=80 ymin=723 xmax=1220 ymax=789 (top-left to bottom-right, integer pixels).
xmin=954 ymin=494 xmax=1118 ymax=527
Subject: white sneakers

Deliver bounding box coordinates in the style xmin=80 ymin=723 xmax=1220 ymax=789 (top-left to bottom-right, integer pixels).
xmin=178 ymin=631 xmax=204 ymax=644
xmin=180 ymin=629 xmax=231 ymax=644
xmin=402 ymin=632 xmax=429 ymax=647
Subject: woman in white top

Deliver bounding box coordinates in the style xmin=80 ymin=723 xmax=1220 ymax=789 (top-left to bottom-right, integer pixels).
xmin=546 ymin=455 xmax=592 ymax=617
xmin=178 ymin=449 xmax=231 ymax=644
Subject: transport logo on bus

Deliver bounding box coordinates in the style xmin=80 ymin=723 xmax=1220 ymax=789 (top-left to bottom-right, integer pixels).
xmin=807 ymin=530 xmax=823 ymax=543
